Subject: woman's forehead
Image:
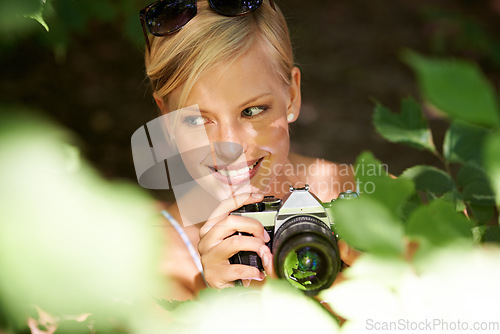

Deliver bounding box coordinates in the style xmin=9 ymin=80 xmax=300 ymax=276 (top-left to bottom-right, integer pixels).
xmin=169 ymin=45 xmax=285 ymax=110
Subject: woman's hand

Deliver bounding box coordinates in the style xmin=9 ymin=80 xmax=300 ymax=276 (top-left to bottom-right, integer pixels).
xmin=198 ymin=193 xmax=274 ymax=289
xmin=338 ymin=239 xmax=361 ymax=267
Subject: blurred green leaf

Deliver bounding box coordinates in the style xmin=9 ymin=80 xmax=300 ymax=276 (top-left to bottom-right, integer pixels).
xmin=332 ymin=197 xmax=405 ymax=255
xmin=335 ymin=254 xmax=412 ymax=288
xmin=462 ymin=180 xmax=496 ymax=206
xmin=154 ymin=297 xmax=191 ymax=312
xmin=472 ymin=225 xmax=486 ymax=244
xmin=483 ymin=131 xmax=500 ymax=206
xmin=373 ymin=97 xmax=436 ymax=153
xmin=168 ymin=281 xmax=340 ymax=334
xmin=355 ymin=151 xmax=415 ymax=219
xmin=402 ymin=50 xmax=500 ymax=127
xmin=400 ymin=192 xmax=423 ymax=222
xmin=469 ymin=204 xmax=495 ymax=225
xmin=400 ymin=165 xmax=456 ymax=197
xmin=456 ymin=162 xmax=495 ymax=222
xmin=83 ymin=1 xmax=117 ymax=22
xmin=0 ymin=109 xmax=162 ymax=329
xmin=407 ymin=199 xmax=473 ymax=246
xmin=422 ymin=7 xmax=500 ymax=69
xmin=457 ymin=161 xmax=491 ymax=187
xmin=483 ymin=225 xmax=500 ymax=243
xmin=0 ymin=0 xmax=43 ymax=36
xmin=52 ymin=0 xmax=88 ymax=32
xmin=27 ymin=10 xmax=49 ymax=32
xmin=320 ymin=271 xmax=401 ymax=323
xmin=440 ymin=190 xmax=466 ymax=212
xmin=0 ymin=0 xmax=42 ymax=19
xmin=443 ymin=121 xmax=490 ymax=164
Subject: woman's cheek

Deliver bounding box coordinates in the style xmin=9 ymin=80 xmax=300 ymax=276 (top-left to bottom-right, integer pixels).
xmin=257 ymin=118 xmax=290 ymax=153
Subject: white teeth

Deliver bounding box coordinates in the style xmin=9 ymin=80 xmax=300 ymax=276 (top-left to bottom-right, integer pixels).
xmin=216 ymin=160 xmax=259 ymax=177
xmin=219 ymin=167 xmax=249 ymax=177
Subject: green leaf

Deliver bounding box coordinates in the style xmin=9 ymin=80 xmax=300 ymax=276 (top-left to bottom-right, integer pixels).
xmin=0 ymin=110 xmax=162 ymax=328
xmin=440 ymin=190 xmax=466 ymax=212
xmin=332 ymin=197 xmax=405 ymax=255
xmin=400 ymin=192 xmax=423 ymax=222
xmin=0 ymin=0 xmax=43 ymax=34
xmin=373 ymin=97 xmax=436 ymax=153
xmin=402 ymin=50 xmax=500 ymax=127
xmin=472 ymin=225 xmax=486 ymax=244
xmin=443 ymin=121 xmax=490 ymax=165
xmin=0 ymin=0 xmax=41 ymax=17
xmin=15 ymin=0 xmax=50 ymax=32
xmin=407 ymin=199 xmax=473 ymax=246
xmin=27 ymin=10 xmax=49 ymax=32
xmin=400 ymin=165 xmax=456 ymax=197
xmin=457 ymin=163 xmax=496 ymax=224
xmin=457 ymin=162 xmax=491 ymax=187
xmin=354 ymin=151 xmax=415 ymax=218
xmin=483 ymin=131 xmax=500 ymax=206
xmin=462 ymin=181 xmax=496 ymax=206
xmin=469 ymin=204 xmax=495 ymax=225
xmin=483 ymin=225 xmax=500 ymax=243
xmin=154 ymin=297 xmax=191 ymax=312
xmin=337 ymin=254 xmax=412 ymax=288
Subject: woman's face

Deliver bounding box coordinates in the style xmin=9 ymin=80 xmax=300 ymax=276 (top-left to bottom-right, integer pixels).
xmin=158 ymin=44 xmax=301 ymax=200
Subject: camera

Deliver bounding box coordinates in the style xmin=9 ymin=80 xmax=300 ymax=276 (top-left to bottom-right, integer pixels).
xmin=229 ymin=185 xmax=358 ymax=296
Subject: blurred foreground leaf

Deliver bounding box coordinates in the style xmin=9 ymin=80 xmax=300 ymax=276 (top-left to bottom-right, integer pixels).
xmin=354 ymin=151 xmax=414 ymax=217
xmin=0 ymin=0 xmax=42 ymax=34
xmin=332 ymin=196 xmax=404 ymax=255
xmin=406 ymin=199 xmax=473 ymax=248
xmin=167 ymin=281 xmax=339 ymax=334
xmin=324 ymin=244 xmax=500 ymax=334
xmin=0 ymin=108 xmax=163 ymax=331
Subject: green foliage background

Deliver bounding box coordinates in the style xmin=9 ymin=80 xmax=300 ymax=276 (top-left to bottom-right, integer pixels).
xmin=1 ymin=0 xmax=500 ymax=333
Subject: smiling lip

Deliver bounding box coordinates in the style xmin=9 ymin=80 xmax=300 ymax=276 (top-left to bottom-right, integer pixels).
xmin=207 ymin=157 xmax=263 ymax=185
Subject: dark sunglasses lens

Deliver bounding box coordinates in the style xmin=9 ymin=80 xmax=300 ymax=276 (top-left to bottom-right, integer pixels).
xmin=146 ymin=0 xmax=197 ymax=36
xmin=209 ymin=0 xmax=263 ymax=16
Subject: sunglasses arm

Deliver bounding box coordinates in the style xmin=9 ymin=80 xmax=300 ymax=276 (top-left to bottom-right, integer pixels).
xmin=140 ymin=12 xmax=152 ymax=53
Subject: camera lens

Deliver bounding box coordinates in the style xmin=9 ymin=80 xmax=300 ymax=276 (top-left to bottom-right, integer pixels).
xmin=296 ymin=247 xmax=319 ymax=271
xmin=273 ymin=216 xmax=340 ymax=295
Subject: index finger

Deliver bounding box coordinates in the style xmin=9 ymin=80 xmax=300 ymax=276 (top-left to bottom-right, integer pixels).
xmin=200 ymin=192 xmax=264 ymax=237
xmin=338 ymin=239 xmax=361 ymax=266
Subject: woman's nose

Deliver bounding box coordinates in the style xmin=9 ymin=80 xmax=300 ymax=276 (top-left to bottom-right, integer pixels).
xmin=212 ymin=142 xmax=243 ymax=164
xmin=210 ymin=120 xmax=247 ymax=164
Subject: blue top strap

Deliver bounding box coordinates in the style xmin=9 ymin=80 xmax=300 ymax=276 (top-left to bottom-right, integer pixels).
xmin=161 ymin=209 xmax=208 ymax=287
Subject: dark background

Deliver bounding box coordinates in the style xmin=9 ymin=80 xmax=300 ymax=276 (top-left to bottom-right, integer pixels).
xmin=1 ymin=0 xmax=500 ymax=200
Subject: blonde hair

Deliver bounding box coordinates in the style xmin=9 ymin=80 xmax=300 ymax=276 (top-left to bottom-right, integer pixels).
xmin=145 ymin=0 xmax=294 ymax=110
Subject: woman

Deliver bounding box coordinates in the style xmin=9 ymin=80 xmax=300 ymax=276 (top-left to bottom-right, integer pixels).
xmin=141 ymin=0 xmax=356 ymax=300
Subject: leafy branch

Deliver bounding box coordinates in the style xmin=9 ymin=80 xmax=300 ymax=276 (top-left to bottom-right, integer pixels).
xmin=371 ymin=51 xmax=500 ymax=234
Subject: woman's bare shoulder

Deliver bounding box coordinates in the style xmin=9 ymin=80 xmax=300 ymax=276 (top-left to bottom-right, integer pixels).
xmin=288 ymin=152 xmax=355 ymax=201
xmin=156 ymin=201 xmax=205 ymax=300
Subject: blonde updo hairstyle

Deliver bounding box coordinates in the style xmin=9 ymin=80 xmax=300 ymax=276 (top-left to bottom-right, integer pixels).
xmin=145 ymin=0 xmax=294 ymax=111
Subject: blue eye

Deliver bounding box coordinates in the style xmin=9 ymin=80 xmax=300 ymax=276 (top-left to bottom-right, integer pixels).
xmin=242 ymin=106 xmax=268 ymax=117
xmin=183 ymin=115 xmax=206 ymax=126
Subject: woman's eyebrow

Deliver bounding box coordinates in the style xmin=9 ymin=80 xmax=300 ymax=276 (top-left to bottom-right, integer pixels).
xmin=237 ymin=92 xmax=273 ymax=109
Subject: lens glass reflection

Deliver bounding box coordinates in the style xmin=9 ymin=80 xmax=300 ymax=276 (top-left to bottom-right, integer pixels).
xmin=283 ymin=245 xmax=327 ymax=291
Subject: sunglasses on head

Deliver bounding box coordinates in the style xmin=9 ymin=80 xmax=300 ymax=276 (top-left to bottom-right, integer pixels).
xmin=140 ymin=0 xmax=276 ymax=52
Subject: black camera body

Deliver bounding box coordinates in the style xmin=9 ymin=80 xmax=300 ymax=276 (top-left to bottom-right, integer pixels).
xmin=229 ymin=185 xmax=357 ymax=295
